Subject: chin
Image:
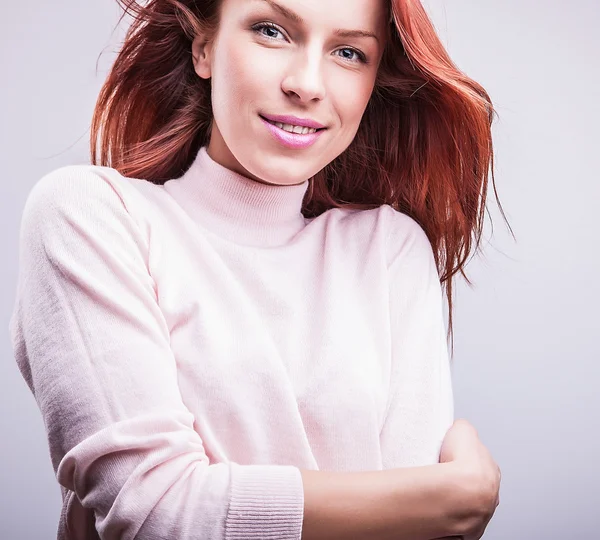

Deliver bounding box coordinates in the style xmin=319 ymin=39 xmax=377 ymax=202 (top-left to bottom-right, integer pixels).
xmin=238 ymin=137 xmax=318 ymax=183
xmin=260 ymin=167 xmax=299 ymax=185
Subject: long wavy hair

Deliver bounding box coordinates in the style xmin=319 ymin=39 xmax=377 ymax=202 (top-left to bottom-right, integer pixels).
xmin=91 ymin=0 xmax=512 ymax=354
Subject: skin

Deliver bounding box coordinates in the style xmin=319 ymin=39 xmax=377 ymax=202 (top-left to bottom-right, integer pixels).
xmin=191 ymin=0 xmax=388 ymax=187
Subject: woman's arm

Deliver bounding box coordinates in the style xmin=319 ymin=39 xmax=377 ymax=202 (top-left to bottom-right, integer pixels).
xmin=379 ymin=206 xmax=455 ymax=470
xmin=300 ymin=463 xmax=468 ymax=540
xmin=297 ymin=209 xmax=473 ymax=540
xmin=9 ymin=167 xmax=306 ymax=539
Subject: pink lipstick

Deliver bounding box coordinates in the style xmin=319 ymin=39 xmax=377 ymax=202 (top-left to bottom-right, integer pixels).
xmin=259 ymin=115 xmax=326 ymax=150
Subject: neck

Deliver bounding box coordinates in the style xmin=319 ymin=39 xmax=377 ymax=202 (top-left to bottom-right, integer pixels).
xmin=164 ymin=146 xmax=311 ymax=248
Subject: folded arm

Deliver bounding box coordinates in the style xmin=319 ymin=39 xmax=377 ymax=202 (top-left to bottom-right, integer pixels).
xmin=9 ymin=167 xmax=304 ymax=540
xmin=379 ymin=206 xmax=455 ymax=470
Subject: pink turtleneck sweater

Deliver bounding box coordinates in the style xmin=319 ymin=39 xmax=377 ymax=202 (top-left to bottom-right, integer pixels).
xmin=8 ymin=146 xmax=455 ymax=540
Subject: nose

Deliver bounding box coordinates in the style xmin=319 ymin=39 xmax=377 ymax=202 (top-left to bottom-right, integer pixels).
xmin=281 ymin=48 xmax=326 ymax=103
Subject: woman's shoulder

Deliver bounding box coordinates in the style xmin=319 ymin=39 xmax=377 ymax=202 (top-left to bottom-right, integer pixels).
xmin=22 ymin=163 xmax=165 ymax=230
xmin=318 ymin=203 xmax=428 ymax=245
xmin=305 ymin=204 xmax=430 ymax=268
xmin=27 ymin=163 xmax=155 ymax=206
xmin=376 ymin=204 xmax=435 ymax=268
xmin=16 ymin=165 xmax=168 ymax=260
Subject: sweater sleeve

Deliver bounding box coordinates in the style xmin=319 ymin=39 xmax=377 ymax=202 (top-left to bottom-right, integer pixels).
xmin=379 ymin=206 xmax=455 ymax=469
xmin=7 ymin=166 xmax=304 ymax=540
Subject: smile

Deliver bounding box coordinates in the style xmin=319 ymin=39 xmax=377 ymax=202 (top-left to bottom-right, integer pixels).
xmin=262 ymin=118 xmax=320 ymax=135
xmin=259 ymin=115 xmax=326 ymax=149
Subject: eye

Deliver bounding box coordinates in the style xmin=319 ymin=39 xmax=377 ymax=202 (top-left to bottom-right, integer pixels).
xmin=251 ymin=23 xmax=368 ymax=65
xmin=252 ymin=22 xmax=286 ymax=41
xmin=336 ymin=47 xmax=367 ymax=64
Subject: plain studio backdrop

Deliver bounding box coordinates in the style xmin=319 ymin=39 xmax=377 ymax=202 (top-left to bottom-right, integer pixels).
xmin=1 ymin=1 xmax=598 ymax=538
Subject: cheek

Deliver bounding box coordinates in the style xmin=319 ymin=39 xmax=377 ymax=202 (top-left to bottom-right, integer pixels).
xmin=212 ymin=45 xmax=245 ymax=109
xmin=214 ymin=42 xmax=273 ymax=108
xmin=333 ymin=78 xmax=374 ymax=124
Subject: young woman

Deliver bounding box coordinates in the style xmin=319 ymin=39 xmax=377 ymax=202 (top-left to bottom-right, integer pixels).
xmin=9 ymin=0 xmax=503 ymax=538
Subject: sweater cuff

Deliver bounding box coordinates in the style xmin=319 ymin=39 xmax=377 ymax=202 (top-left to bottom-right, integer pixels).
xmin=225 ymin=463 xmax=305 ymax=539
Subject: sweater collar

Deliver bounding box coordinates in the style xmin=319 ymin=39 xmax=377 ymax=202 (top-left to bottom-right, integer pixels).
xmin=165 ymin=145 xmax=310 ymax=247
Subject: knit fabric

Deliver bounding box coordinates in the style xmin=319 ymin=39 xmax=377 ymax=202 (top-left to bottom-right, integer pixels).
xmin=8 ymin=145 xmax=454 ymax=539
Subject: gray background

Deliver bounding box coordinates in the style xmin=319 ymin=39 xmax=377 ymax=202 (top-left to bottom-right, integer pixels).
xmin=1 ymin=1 xmax=598 ymax=538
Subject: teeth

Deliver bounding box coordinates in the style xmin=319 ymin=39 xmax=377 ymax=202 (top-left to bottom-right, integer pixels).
xmin=273 ymin=121 xmax=317 ymax=135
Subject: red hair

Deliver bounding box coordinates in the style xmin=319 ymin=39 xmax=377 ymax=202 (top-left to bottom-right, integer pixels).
xmin=91 ymin=0 xmax=512 ymax=353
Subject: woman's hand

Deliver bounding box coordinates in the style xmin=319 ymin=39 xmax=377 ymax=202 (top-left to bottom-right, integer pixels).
xmin=437 ymin=418 xmax=501 ymax=540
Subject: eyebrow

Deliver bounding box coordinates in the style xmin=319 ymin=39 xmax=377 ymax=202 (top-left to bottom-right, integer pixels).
xmin=253 ymin=0 xmax=380 ymax=44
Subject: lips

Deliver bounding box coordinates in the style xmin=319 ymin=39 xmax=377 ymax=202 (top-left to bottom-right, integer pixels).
xmin=259 ymin=114 xmax=326 ymax=149
xmin=259 ymin=114 xmax=327 ymax=131
xmin=260 ymin=116 xmax=323 ymax=133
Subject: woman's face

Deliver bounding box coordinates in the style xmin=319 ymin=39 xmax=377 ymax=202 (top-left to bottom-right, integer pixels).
xmin=192 ymin=0 xmax=387 ymax=186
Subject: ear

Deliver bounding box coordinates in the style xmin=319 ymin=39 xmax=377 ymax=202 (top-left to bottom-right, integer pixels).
xmin=192 ymin=34 xmax=214 ymax=79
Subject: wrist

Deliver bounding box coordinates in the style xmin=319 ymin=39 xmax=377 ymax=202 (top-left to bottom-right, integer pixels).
xmin=436 ymin=462 xmax=481 ymax=536
xmin=383 ymin=463 xmax=466 ymax=540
